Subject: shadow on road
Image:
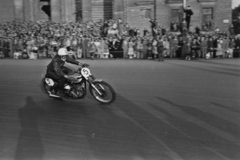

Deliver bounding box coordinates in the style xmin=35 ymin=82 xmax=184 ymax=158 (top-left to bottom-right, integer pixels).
xmin=15 ymin=96 xmax=45 ymax=160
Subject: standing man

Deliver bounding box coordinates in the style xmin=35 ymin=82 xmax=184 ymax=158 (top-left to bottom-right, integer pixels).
xmin=150 ymin=19 xmax=157 ymax=37
xmin=183 ymin=6 xmax=193 ymax=30
xmin=157 ymin=36 xmax=164 ymax=62
xmin=82 ymin=36 xmax=89 ymax=59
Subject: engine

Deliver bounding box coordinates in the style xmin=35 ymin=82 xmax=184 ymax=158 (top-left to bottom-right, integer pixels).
xmin=64 ymin=82 xmax=85 ymax=99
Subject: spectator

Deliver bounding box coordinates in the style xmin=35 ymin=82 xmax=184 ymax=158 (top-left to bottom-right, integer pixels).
xmin=216 ymin=38 xmax=223 ymax=58
xmin=122 ymin=36 xmax=129 ymax=59
xmin=0 ymin=20 xmax=237 ymax=61
xmin=177 ymin=36 xmax=184 ymax=58
xmin=184 ymin=36 xmax=192 ymax=60
xmin=200 ymin=36 xmax=208 ymax=58
xmin=143 ymin=28 xmax=149 ymax=36
xmin=227 ymin=38 xmax=235 ymax=58
xmin=152 ymin=38 xmax=158 ymax=59
xmin=207 ymin=37 xmax=214 ymax=59
xmin=170 ymin=36 xmax=178 ymax=58
xmin=157 ymin=36 xmax=164 ymax=62
xmin=191 ymin=38 xmax=200 ymax=58
xmin=136 ymin=37 xmax=143 ymax=59
xmin=183 ymin=6 xmax=194 ymax=30
xmin=150 ymin=19 xmax=157 ymax=36
xmin=142 ymin=36 xmax=148 ymax=59
xmin=163 ymin=37 xmax=170 ymax=57
xmin=88 ymin=38 xmax=96 ymax=60
xmin=103 ymin=38 xmax=110 ymax=58
xmin=128 ymin=38 xmax=134 ymax=59
xmin=195 ymin=26 xmax=201 ymax=35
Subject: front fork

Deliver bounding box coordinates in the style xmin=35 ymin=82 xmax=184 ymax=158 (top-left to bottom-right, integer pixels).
xmin=88 ymin=75 xmax=103 ymax=96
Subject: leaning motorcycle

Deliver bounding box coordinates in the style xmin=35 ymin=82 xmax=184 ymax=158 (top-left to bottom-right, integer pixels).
xmin=40 ymin=64 xmax=116 ymax=104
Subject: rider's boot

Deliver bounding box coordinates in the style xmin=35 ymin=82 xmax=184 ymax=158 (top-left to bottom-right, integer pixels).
xmin=49 ymin=87 xmax=60 ymax=98
xmin=57 ymin=89 xmax=65 ymax=98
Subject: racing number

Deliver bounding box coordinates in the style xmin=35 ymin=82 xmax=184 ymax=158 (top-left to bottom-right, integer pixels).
xmin=46 ymin=79 xmax=51 ymax=85
xmin=83 ymin=68 xmax=89 ymax=75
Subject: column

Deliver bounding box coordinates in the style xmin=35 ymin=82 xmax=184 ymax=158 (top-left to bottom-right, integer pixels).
xmin=14 ymin=0 xmax=24 ymax=21
xmin=82 ymin=0 xmax=92 ymax=22
xmin=113 ymin=0 xmax=124 ymax=19
xmin=65 ymin=0 xmax=76 ymax=22
xmin=60 ymin=0 xmax=66 ymax=22
xmin=51 ymin=0 xmax=61 ymax=22
xmin=33 ymin=0 xmax=39 ymax=21
xmin=29 ymin=0 xmax=34 ymax=21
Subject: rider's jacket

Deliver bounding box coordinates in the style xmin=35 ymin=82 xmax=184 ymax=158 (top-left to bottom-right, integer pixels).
xmin=47 ymin=55 xmax=79 ymax=77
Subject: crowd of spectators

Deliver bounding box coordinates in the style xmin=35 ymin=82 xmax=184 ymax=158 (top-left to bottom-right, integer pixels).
xmin=0 ymin=19 xmax=240 ymax=61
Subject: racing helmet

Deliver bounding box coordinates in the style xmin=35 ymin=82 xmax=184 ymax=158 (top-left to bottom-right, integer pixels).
xmin=58 ymin=48 xmax=69 ymax=56
xmin=58 ymin=48 xmax=68 ymax=61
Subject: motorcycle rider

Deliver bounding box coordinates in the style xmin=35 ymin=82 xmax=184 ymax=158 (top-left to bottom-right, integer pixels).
xmin=45 ymin=46 xmax=83 ymax=98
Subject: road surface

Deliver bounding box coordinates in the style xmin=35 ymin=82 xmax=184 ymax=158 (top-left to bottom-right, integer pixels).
xmin=0 ymin=58 xmax=239 ymax=160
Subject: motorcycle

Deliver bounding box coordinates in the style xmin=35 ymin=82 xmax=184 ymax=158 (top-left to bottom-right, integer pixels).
xmin=40 ymin=64 xmax=116 ymax=104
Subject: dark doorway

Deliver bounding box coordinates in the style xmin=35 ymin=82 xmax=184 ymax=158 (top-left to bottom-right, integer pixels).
xmin=75 ymin=0 xmax=82 ymax=22
xmin=103 ymin=0 xmax=113 ymax=20
xmin=92 ymin=0 xmax=113 ymax=21
xmin=40 ymin=0 xmax=51 ymax=20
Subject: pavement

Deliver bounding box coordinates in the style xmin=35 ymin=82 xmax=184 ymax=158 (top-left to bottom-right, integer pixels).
xmin=0 ymin=58 xmax=239 ymax=160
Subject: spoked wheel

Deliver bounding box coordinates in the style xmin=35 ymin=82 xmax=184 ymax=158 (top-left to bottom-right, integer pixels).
xmin=89 ymin=81 xmax=116 ymax=104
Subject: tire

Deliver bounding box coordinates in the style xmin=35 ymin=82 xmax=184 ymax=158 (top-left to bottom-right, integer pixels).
xmin=89 ymin=81 xmax=116 ymax=104
xmin=40 ymin=79 xmax=50 ymax=95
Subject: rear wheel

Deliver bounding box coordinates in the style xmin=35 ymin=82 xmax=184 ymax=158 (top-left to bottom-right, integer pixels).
xmin=89 ymin=81 xmax=116 ymax=104
xmin=40 ymin=79 xmax=51 ymax=95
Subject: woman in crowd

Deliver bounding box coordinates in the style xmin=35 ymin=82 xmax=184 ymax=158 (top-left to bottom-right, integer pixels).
xmin=94 ymin=38 xmax=101 ymax=59
xmin=136 ymin=37 xmax=143 ymax=59
xmin=128 ymin=38 xmax=134 ymax=59
xmin=172 ymin=36 xmax=179 ymax=58
xmin=227 ymin=38 xmax=235 ymax=58
xmin=207 ymin=37 xmax=214 ymax=59
xmin=88 ymin=38 xmax=96 ymax=60
xmin=152 ymin=37 xmax=158 ymax=59
xmin=216 ymin=38 xmax=223 ymax=58
xmin=26 ymin=37 xmax=35 ymax=58
xmin=103 ymin=37 xmax=110 ymax=58
xmin=222 ymin=37 xmax=229 ymax=58
xmin=163 ymin=37 xmax=170 ymax=58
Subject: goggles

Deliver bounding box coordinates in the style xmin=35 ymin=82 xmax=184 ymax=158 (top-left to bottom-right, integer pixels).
xmin=61 ymin=56 xmax=67 ymax=60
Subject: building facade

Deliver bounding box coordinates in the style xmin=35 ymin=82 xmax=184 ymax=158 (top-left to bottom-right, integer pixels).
xmin=0 ymin=0 xmax=232 ymax=32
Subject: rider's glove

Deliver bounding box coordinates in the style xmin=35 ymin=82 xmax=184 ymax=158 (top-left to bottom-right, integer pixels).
xmin=64 ymin=75 xmax=69 ymax=79
xmin=78 ymin=62 xmax=82 ymax=66
xmin=82 ymin=63 xmax=89 ymax=67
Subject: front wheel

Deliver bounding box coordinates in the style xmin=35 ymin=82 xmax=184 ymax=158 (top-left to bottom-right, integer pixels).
xmin=89 ymin=81 xmax=116 ymax=104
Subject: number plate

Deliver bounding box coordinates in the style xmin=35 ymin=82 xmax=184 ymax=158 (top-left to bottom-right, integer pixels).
xmin=81 ymin=68 xmax=91 ymax=78
xmin=45 ymin=78 xmax=54 ymax=86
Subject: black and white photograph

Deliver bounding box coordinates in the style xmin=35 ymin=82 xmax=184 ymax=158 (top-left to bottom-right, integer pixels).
xmin=0 ymin=0 xmax=240 ymax=159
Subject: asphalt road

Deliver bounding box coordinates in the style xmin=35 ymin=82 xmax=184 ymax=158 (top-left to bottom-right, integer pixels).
xmin=0 ymin=58 xmax=240 ymax=160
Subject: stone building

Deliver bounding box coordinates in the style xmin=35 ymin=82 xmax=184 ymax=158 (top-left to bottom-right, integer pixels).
xmin=0 ymin=0 xmax=232 ymax=32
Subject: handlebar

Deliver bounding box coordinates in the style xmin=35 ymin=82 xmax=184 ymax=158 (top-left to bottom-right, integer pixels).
xmin=66 ymin=76 xmax=76 ymax=81
xmin=77 ymin=63 xmax=90 ymax=74
xmin=82 ymin=63 xmax=90 ymax=68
